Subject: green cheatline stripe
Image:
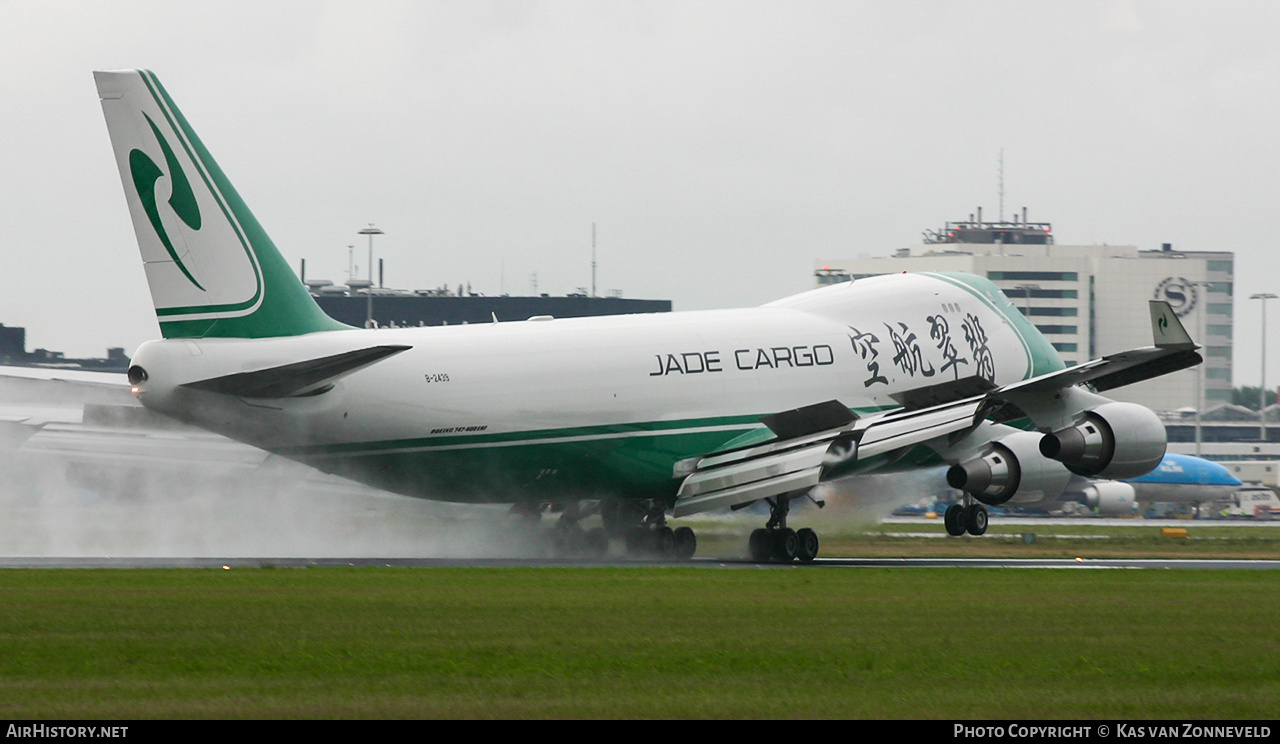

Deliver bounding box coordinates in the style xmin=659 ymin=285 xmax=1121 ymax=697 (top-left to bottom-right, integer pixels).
xmin=278 ymin=416 xmax=764 ymax=458
xmin=137 ymin=70 xmax=264 ymax=318
xmin=275 ymin=404 xmax=903 ymax=459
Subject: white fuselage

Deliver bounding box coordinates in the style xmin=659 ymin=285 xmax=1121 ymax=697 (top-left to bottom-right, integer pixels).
xmin=129 ymin=273 xmax=1053 ymax=503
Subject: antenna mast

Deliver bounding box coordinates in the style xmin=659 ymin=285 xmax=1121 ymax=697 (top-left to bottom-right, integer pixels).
xmin=591 ymin=222 xmax=597 ymax=298
xmin=998 ymin=148 xmax=1005 ymax=222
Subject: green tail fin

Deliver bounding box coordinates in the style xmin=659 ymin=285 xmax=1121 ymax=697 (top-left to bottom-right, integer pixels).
xmin=95 ymin=69 xmax=351 ymax=339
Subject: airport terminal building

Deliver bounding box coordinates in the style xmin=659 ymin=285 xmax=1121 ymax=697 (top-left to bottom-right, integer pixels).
xmin=815 ymin=212 xmax=1234 ymax=415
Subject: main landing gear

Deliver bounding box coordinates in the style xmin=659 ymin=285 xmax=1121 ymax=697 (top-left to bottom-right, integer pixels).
xmin=550 ymin=501 xmax=611 ymax=559
xmin=746 ymin=493 xmax=821 ymax=563
xmin=944 ymin=499 xmax=988 ymax=537
xmin=515 ymin=499 xmax=698 ymax=561
xmin=604 ymin=499 xmax=697 ymax=561
xmin=508 ymin=501 xmax=609 ymax=559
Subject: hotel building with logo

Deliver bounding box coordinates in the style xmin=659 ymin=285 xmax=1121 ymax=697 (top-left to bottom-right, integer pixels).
xmin=815 ymin=211 xmax=1233 ymax=415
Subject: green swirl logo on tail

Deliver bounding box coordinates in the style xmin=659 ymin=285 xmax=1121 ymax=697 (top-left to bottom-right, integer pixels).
xmin=129 ymin=113 xmax=205 ymax=291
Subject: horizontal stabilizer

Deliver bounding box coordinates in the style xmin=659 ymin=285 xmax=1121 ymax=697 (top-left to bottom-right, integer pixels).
xmin=182 ymin=345 xmax=411 ymax=398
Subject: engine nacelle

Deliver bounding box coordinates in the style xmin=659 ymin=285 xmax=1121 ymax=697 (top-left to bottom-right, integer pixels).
xmin=946 ymin=431 xmax=1073 ymax=506
xmin=1078 ymin=481 xmax=1137 ymax=515
xmin=1038 ymin=402 xmax=1166 ymax=480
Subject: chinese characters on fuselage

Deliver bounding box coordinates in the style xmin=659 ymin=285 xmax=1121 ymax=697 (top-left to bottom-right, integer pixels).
xmin=847 ymin=312 xmax=994 ymax=388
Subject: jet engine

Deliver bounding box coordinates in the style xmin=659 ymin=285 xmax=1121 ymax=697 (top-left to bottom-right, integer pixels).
xmin=1077 ymin=481 xmax=1137 ymax=515
xmin=1038 ymin=402 xmax=1166 ymax=480
xmin=946 ymin=431 xmax=1073 ymax=506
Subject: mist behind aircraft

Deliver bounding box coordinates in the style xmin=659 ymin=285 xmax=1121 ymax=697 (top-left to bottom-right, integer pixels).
xmin=0 ymin=371 xmax=918 ymax=559
xmin=0 ymin=374 xmax=551 ymax=558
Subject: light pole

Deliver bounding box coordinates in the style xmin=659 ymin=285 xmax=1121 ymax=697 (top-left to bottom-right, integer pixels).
xmin=1251 ymin=292 xmax=1276 ymax=441
xmin=358 ymin=225 xmax=383 ymax=328
xmin=1196 ymin=289 xmax=1205 ymax=457
xmin=1013 ymin=283 xmax=1040 ymax=317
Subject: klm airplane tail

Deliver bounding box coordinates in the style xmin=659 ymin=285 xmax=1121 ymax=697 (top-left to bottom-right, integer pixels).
xmin=95 ymin=69 xmax=350 ymax=339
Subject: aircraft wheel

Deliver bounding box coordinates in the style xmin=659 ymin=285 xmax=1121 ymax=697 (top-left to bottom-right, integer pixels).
xmin=625 ymin=527 xmax=652 ymax=557
xmin=652 ymin=526 xmax=676 ymax=557
xmin=509 ymin=501 xmax=543 ymax=527
xmin=944 ymin=503 xmax=967 ymax=537
xmin=748 ymin=528 xmax=773 ymax=562
xmin=551 ymin=523 xmax=585 ymax=557
xmin=602 ymin=499 xmax=646 ymax=537
xmin=964 ymin=504 xmax=988 ymax=536
xmin=672 ymin=526 xmax=697 ymax=560
xmin=796 ymin=528 xmax=819 ymax=563
xmin=773 ymin=528 xmax=799 ymax=562
xmin=583 ymin=527 xmax=609 ymax=559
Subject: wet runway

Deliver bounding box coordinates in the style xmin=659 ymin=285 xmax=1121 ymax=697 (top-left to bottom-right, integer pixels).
xmin=4 ymin=373 xmax=1276 ymax=571
xmin=3 ymin=555 xmax=1278 ymax=569
xmin=4 ymin=510 xmax=1277 ymax=569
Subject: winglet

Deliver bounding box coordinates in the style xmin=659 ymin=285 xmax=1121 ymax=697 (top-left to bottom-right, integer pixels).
xmin=1149 ymin=301 xmax=1196 ymax=350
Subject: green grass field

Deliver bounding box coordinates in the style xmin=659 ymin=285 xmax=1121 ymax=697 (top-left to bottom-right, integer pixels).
xmin=2 ymin=565 xmax=1278 ymax=719
xmin=849 ymin=520 xmax=1280 ymax=559
xmin=692 ymin=515 xmax=1280 ymax=560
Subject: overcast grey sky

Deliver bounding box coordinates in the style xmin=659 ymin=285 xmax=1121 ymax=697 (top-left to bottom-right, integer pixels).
xmin=3 ymin=1 xmax=1279 ymax=385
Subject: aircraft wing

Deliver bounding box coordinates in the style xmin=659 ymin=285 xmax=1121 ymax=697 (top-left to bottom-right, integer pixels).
xmin=0 ymin=365 xmax=129 ymax=389
xmin=1004 ymin=300 xmax=1197 ymax=395
xmin=673 ymin=301 xmax=1199 ymax=518
xmin=0 ymin=366 xmax=137 ymax=440
xmin=673 ymin=396 xmax=987 ymax=516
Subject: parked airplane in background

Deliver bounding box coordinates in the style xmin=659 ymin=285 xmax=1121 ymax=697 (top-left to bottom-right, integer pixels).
xmin=1080 ymin=453 xmax=1243 ymax=515
xmin=94 ymin=70 xmax=1202 ymax=561
xmin=1017 ymin=452 xmax=1243 ymax=518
